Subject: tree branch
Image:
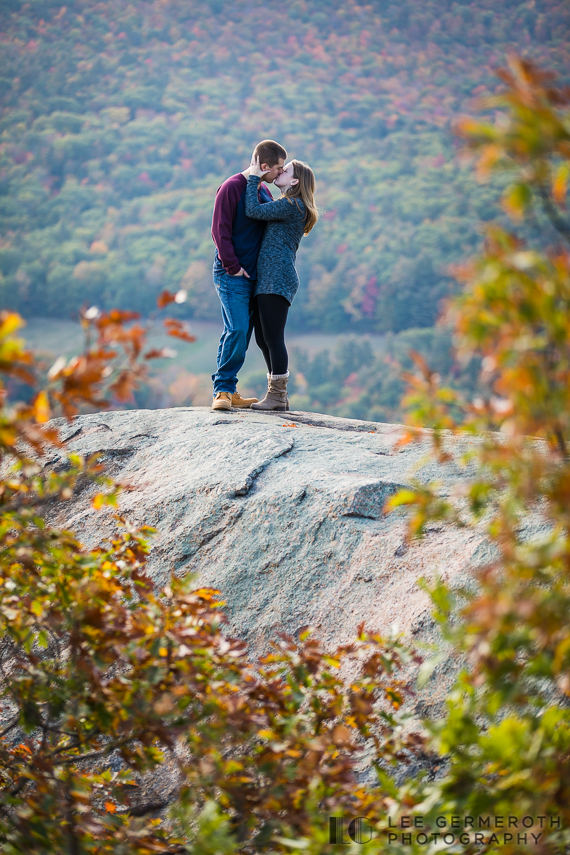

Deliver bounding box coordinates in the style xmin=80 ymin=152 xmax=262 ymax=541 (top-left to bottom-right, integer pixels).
xmin=56 ymin=735 xmax=133 ymax=765
xmin=553 ymin=426 xmax=568 ymax=461
xmin=537 ymin=184 xmax=570 ymax=245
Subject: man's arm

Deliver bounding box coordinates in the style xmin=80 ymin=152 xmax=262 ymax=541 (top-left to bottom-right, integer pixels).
xmin=212 ymin=179 xmax=243 ymax=275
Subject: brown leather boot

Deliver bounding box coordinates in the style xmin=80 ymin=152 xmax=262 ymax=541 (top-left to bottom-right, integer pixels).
xmin=231 ymin=390 xmax=258 ymax=408
xmin=251 ymin=372 xmax=289 ymax=411
xmin=212 ymin=391 xmax=232 ymax=411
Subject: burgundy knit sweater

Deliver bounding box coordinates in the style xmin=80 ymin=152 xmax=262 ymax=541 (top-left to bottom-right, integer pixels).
xmin=211 ymin=173 xmax=273 ymax=279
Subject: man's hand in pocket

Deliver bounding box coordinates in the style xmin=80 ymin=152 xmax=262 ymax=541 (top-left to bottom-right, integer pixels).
xmin=232 ymin=268 xmax=250 ymax=278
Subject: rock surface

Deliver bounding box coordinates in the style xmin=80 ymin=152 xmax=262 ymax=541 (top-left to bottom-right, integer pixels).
xmin=42 ymin=406 xmax=492 ymax=721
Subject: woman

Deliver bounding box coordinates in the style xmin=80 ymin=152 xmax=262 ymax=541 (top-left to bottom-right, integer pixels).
xmin=245 ymin=155 xmax=318 ymax=410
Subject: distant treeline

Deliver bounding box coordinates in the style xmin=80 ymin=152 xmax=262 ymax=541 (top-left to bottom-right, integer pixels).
xmin=0 ymin=0 xmax=568 ymax=332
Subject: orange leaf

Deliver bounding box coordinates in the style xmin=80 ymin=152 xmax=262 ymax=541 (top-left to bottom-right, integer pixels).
xmin=408 ymin=349 xmax=430 ymax=378
xmin=163 ymin=318 xmax=196 ymax=342
xmin=109 ymin=371 xmax=136 ymax=403
xmin=157 ymin=290 xmax=177 ymax=309
xmin=168 ymin=329 xmax=196 ymax=342
xmin=105 ymin=801 xmax=117 ymax=813
xmin=476 ymin=143 xmax=503 ymax=180
xmin=331 ymin=725 xmax=352 ymax=746
xmin=96 ymin=310 xmax=140 ymax=329
xmin=553 ymin=163 xmax=569 ymax=207
xmin=144 ymin=348 xmax=176 ymax=360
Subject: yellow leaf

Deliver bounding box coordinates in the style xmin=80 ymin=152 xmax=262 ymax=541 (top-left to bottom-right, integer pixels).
xmin=33 ymin=391 xmax=50 ymax=424
xmin=0 ymin=312 xmax=24 ymax=340
xmin=502 ymin=183 xmax=532 ymax=221
xmin=385 ymin=489 xmax=418 ymax=509
xmin=92 ymin=492 xmax=118 ymax=510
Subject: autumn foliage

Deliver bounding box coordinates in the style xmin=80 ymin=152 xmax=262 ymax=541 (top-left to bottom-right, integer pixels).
xmin=0 ymin=298 xmax=425 ymax=851
xmin=385 ymin=57 xmax=570 ymax=852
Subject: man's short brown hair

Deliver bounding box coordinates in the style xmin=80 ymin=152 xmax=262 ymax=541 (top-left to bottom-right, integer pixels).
xmin=253 ymin=139 xmax=287 ymax=167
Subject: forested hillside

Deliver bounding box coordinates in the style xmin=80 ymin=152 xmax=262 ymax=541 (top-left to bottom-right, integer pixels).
xmin=0 ymin=0 xmax=568 ymax=334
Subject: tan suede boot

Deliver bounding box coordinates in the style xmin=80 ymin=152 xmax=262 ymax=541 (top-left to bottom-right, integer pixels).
xmin=231 ymin=390 xmax=258 ymax=408
xmin=251 ymin=372 xmax=289 ymax=411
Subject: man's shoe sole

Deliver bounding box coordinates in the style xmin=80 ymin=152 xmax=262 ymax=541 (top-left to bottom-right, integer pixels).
xmin=231 ymin=397 xmax=258 ymax=408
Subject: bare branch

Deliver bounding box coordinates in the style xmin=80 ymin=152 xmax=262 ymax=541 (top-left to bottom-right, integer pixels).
xmin=0 ymin=713 xmax=21 ymax=740
xmin=124 ymin=798 xmax=172 ymax=817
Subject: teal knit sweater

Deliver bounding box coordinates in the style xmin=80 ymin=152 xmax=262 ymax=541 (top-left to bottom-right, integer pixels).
xmin=245 ymin=175 xmax=306 ymax=305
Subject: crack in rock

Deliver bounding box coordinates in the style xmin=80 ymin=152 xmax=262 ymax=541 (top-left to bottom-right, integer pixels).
xmin=62 ymin=423 xmax=112 ymax=443
xmin=173 ymin=522 xmax=238 ymax=567
xmin=228 ymin=438 xmax=295 ymax=498
xmin=92 ymin=447 xmax=136 ymax=460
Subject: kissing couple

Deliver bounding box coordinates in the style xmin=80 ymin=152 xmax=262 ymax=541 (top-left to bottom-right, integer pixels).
xmin=210 ymin=139 xmax=318 ymax=411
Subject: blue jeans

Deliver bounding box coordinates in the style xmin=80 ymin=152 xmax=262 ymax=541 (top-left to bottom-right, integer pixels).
xmin=212 ymin=271 xmax=255 ymax=394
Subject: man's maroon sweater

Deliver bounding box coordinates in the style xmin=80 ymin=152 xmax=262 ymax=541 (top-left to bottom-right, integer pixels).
xmin=211 ymin=173 xmax=273 ymax=280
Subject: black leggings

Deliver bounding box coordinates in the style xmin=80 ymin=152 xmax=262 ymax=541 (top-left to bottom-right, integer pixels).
xmin=252 ymin=294 xmax=289 ymax=376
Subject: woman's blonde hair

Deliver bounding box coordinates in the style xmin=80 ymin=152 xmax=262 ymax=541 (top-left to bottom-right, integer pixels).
xmin=283 ymin=160 xmax=318 ymax=235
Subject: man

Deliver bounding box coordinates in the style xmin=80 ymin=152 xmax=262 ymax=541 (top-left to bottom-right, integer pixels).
xmin=211 ymin=139 xmax=286 ymax=411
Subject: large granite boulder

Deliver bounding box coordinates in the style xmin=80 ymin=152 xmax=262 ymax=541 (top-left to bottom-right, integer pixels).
xmin=43 ymin=407 xmax=489 ymax=714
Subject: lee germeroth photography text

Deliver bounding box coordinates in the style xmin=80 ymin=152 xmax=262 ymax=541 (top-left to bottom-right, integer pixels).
xmin=329 ymin=815 xmax=563 ymax=846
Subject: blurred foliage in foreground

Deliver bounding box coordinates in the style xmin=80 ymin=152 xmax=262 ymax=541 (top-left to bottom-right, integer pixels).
xmin=1 ymin=55 xmax=570 ymax=854
xmin=384 ymin=56 xmax=570 ymax=853
xmin=0 ymin=0 xmax=569 ymax=334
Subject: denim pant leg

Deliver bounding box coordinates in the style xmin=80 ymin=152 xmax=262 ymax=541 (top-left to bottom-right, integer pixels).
xmin=212 ymin=272 xmax=255 ymax=394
